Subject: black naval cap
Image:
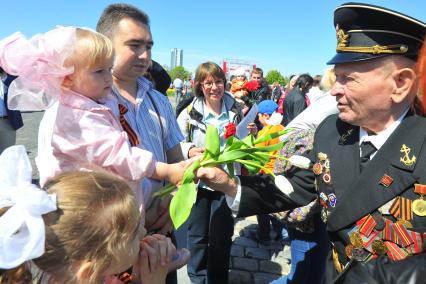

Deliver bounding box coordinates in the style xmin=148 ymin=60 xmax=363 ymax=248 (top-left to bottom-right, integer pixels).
xmin=327 ymin=2 xmax=426 ymax=64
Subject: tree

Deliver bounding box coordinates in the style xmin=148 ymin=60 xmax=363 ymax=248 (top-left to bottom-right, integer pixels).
xmin=265 ymin=70 xmax=288 ymax=86
xmin=168 ymin=66 xmax=191 ymax=81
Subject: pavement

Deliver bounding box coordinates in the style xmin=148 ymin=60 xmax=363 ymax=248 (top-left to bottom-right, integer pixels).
xmin=15 ymin=95 xmax=291 ymax=284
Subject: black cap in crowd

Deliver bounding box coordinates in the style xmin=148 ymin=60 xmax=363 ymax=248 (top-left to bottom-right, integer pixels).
xmin=327 ymin=2 xmax=426 ymax=64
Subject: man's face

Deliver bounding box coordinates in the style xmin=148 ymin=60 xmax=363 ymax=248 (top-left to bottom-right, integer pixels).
xmin=331 ymin=59 xmax=395 ymax=131
xmin=251 ymin=72 xmax=262 ymax=83
xmin=111 ymin=18 xmax=153 ymax=81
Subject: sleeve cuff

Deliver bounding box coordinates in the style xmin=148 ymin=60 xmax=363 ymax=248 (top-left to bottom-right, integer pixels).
xmin=225 ymin=176 xmax=242 ymax=217
xmin=180 ymin=142 xmax=195 ymax=160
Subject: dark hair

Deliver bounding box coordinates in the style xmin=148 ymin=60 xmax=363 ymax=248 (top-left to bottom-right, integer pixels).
xmin=251 ymin=67 xmax=263 ymax=77
xmin=96 ymin=3 xmax=150 ymax=39
xmin=193 ymin=62 xmax=226 ymax=97
xmin=294 ymin=74 xmax=314 ymax=93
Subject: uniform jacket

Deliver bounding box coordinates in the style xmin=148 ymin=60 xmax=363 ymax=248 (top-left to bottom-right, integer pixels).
xmin=238 ymin=113 xmax=426 ymax=282
xmin=3 ymin=75 xmax=23 ymax=130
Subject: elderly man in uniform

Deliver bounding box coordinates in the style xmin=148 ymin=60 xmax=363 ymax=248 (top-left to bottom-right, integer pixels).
xmin=197 ymin=3 xmax=426 ymax=283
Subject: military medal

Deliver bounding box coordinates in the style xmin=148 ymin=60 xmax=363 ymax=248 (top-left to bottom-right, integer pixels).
xmin=372 ymin=240 xmax=388 ymax=255
xmin=396 ymin=218 xmax=413 ymax=229
xmin=345 ymin=244 xmax=354 ymax=259
xmin=351 ymin=247 xmax=370 ymax=262
xmin=379 ymin=174 xmax=393 ymax=187
xmin=328 ymin=193 xmax=337 ymax=207
xmin=412 ymin=184 xmax=426 ymax=216
xmin=349 ymin=232 xmax=364 ymax=248
xmin=313 ymin=163 xmax=323 ymax=175
xmin=318 ymin=152 xmax=328 ymax=161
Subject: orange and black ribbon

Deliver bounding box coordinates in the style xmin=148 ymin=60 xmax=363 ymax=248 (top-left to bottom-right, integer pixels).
xmin=389 ymin=197 xmax=413 ymax=221
xmin=119 ymin=104 xmax=140 ymax=147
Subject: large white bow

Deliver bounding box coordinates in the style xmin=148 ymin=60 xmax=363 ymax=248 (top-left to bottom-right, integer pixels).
xmin=0 ymin=145 xmax=57 ymax=269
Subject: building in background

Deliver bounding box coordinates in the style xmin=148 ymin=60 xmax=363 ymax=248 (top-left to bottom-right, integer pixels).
xmin=170 ymin=48 xmax=183 ymax=70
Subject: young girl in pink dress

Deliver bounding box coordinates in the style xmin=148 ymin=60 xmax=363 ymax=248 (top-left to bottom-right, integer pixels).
xmin=0 ymin=26 xmax=185 ymax=207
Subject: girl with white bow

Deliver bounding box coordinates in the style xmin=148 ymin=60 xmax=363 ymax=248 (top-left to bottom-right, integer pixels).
xmin=0 ymin=145 xmax=179 ymax=284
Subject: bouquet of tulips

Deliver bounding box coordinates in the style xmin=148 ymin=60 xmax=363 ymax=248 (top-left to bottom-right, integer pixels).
xmin=154 ymin=114 xmax=292 ymax=229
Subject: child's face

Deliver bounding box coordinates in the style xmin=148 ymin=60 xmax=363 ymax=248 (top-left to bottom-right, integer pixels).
xmin=258 ymin=113 xmax=270 ymax=126
xmin=236 ymin=75 xmax=245 ymax=81
xmin=70 ymin=57 xmax=113 ymax=101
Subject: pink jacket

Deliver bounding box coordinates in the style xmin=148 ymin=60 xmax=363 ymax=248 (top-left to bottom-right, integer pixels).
xmin=36 ymin=90 xmax=155 ymax=205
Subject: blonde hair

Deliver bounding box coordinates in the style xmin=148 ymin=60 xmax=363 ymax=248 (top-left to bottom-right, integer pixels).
xmin=65 ymin=28 xmax=114 ymax=70
xmin=0 ymin=171 xmax=140 ymax=284
xmin=320 ymin=68 xmax=336 ymax=92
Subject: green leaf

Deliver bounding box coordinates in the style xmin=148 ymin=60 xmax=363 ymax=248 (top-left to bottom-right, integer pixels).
xmin=216 ymin=149 xmax=250 ymax=163
xmin=152 ymin=183 xmax=177 ymax=198
xmin=253 ymin=128 xmax=292 ymax=145
xmin=204 ymin=125 xmax=220 ymax=159
xmin=242 ymin=134 xmax=255 ymax=147
xmin=236 ymin=158 xmax=264 ymax=175
xmin=170 ymin=181 xmax=197 ymax=229
xmin=182 ymin=159 xmax=201 ymax=184
xmin=227 ymin=162 xmax=235 ymax=177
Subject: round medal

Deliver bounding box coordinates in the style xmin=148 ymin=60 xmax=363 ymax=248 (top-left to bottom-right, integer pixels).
xmin=323 ymin=173 xmax=331 ymax=184
xmin=412 ymin=198 xmax=426 ymax=216
xmin=313 ymin=163 xmax=323 ymax=175
xmin=396 ymin=218 xmax=413 ymax=229
xmin=349 ymin=232 xmax=363 ymax=248
xmin=318 ymin=152 xmax=328 ymax=161
xmin=372 ymin=240 xmax=388 ymax=255
xmin=345 ymin=244 xmax=354 ymax=259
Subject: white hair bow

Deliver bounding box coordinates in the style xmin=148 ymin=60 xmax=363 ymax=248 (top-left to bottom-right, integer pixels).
xmin=0 ymin=145 xmax=57 ymax=269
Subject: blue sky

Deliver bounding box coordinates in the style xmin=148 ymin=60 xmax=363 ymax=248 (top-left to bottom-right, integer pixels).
xmin=1 ymin=1 xmax=425 ymax=77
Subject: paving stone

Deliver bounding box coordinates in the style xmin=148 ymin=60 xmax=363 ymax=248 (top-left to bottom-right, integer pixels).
xmin=245 ymin=247 xmax=270 ymax=260
xmin=233 ymin=236 xmax=259 ymax=248
xmin=230 ymin=244 xmax=245 ymax=257
xmin=232 ymin=257 xmax=259 ymax=272
xmin=229 ymin=269 xmax=252 ymax=284
xmin=259 ymin=260 xmax=283 ymax=274
xmin=253 ymin=272 xmax=281 ymax=284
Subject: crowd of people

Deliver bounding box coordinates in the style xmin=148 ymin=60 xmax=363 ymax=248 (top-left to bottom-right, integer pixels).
xmin=1 ymin=1 xmax=426 ymax=284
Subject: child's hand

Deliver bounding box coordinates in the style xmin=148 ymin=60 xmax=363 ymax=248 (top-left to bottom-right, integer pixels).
xmin=134 ymin=235 xmax=174 ymax=284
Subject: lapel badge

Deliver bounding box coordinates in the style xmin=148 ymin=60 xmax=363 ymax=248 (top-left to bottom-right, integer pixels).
xmin=400 ymin=144 xmax=416 ymax=166
xmin=328 ymin=193 xmax=337 ymax=207
xmin=379 ymin=174 xmax=393 ymax=187
xmin=319 ymin=192 xmax=328 ymax=208
xmin=313 ymin=163 xmax=323 ymax=175
xmin=339 ymin=128 xmax=353 ymax=144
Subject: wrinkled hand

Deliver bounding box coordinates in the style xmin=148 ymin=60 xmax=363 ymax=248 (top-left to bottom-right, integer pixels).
xmin=247 ymin=122 xmax=258 ymax=136
xmin=196 ymin=166 xmax=238 ymax=197
xmin=145 ymin=196 xmax=172 ymax=234
xmin=188 ymin=146 xmax=205 ymax=158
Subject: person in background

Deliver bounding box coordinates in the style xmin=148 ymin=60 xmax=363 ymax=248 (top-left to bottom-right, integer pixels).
xmin=0 ymin=68 xmax=23 ymax=153
xmin=271 ymin=82 xmax=283 ymax=103
xmin=230 ymin=67 xmax=248 ymax=104
xmin=249 ymin=67 xmax=271 ymax=104
xmin=250 ymin=100 xmax=287 ymax=244
xmin=306 ymin=74 xmax=323 ymax=104
xmin=177 ymin=62 xmax=243 ymax=284
xmin=281 ymin=74 xmax=313 ymax=125
xmin=277 ymin=74 xmax=298 ymax=115
xmin=147 ymin=60 xmax=171 ymax=96
xmin=173 ymin=77 xmax=184 ymax=105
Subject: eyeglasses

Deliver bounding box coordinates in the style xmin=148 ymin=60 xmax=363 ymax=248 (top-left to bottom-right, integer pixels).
xmin=202 ymin=80 xmax=224 ymax=88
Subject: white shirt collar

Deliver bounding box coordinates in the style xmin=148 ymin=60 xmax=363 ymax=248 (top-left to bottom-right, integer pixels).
xmin=359 ymin=108 xmax=409 ymax=153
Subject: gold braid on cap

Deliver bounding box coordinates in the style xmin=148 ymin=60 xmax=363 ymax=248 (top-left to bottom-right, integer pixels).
xmin=336 ymin=27 xmax=408 ymax=55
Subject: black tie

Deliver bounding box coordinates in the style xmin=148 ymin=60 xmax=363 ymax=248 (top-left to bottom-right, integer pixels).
xmin=360 ymin=141 xmax=376 ymax=172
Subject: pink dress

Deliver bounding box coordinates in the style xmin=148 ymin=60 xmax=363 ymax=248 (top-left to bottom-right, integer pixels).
xmin=36 ymin=90 xmax=156 ymax=206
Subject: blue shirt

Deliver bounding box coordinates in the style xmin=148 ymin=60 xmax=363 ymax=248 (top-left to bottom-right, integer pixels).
xmin=112 ymin=77 xmax=184 ymax=205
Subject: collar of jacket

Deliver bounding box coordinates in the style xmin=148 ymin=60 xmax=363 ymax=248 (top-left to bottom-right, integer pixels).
xmin=188 ymin=92 xmax=242 ymax=125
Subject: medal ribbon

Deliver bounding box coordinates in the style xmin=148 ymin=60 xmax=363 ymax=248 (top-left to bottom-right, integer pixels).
xmin=358 ymin=215 xmax=376 ymax=237
xmin=414 ymin=184 xmax=426 ymax=195
xmin=389 ymin=196 xmax=413 ymax=221
xmin=384 ymin=241 xmax=408 ymax=261
xmin=392 ymin=223 xmax=414 ymax=247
